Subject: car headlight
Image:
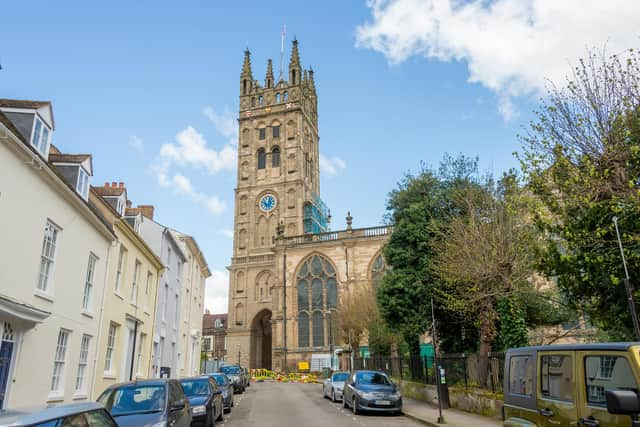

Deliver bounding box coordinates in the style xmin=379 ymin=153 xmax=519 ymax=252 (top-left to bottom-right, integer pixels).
xmin=149 ymin=423 xmax=166 ymax=427
xmin=191 ymin=405 xmax=207 ymax=415
xmin=356 ymin=391 xmax=377 ymax=400
xmin=222 ymin=389 xmax=230 ymax=398
xmin=389 ymin=391 xmax=401 ymax=399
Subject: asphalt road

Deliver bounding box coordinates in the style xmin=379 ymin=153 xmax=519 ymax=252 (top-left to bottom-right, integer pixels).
xmin=218 ymin=381 xmax=422 ymax=427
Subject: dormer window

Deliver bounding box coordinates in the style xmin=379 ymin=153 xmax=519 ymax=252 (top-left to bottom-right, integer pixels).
xmin=116 ymin=199 xmax=124 ymax=216
xmin=76 ymin=167 xmax=90 ymax=200
xmin=31 ymin=117 xmax=51 ymax=157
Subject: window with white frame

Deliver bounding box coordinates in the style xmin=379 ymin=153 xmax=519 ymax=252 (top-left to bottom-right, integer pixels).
xmin=174 ymin=293 xmax=179 ymax=328
xmin=38 ymin=221 xmax=60 ymax=292
xmin=145 ymin=271 xmax=152 ymax=308
xmin=51 ymin=329 xmax=70 ymax=393
xmin=104 ymin=323 xmax=117 ymax=373
xmin=162 ymin=284 xmax=169 ymax=322
xmin=76 ymin=167 xmax=90 ymax=200
xmin=75 ymin=334 xmax=91 ymax=392
xmin=82 ymin=254 xmax=97 ymax=310
xmin=131 ymin=260 xmax=141 ymax=304
xmin=31 ymin=117 xmax=51 ymax=157
xmin=115 ymin=246 xmax=127 ymax=293
xmin=136 ymin=333 xmax=146 ymax=376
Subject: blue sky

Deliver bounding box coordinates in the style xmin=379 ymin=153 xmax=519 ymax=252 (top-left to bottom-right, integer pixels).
xmin=3 ymin=1 xmax=638 ymax=312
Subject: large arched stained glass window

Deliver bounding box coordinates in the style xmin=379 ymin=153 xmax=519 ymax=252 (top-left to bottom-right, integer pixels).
xmin=296 ymin=254 xmax=337 ymax=348
xmin=370 ymin=253 xmax=387 ymax=289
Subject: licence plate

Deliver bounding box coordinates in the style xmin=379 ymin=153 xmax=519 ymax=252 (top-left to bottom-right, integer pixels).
xmin=375 ymin=400 xmax=391 ymax=405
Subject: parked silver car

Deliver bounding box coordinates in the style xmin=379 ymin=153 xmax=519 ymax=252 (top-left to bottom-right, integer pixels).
xmin=0 ymin=402 xmax=117 ymax=426
xmin=322 ymin=371 xmax=350 ymax=402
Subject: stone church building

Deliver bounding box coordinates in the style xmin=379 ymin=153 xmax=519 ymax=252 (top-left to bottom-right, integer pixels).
xmin=226 ymin=40 xmax=392 ymax=371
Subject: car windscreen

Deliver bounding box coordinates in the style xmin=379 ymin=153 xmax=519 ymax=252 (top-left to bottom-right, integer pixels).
xmin=220 ymin=366 xmax=241 ymax=375
xmin=356 ymin=372 xmax=391 ymax=385
xmin=180 ymin=379 xmax=211 ymax=397
xmin=332 ymin=373 xmax=349 ymax=382
xmin=98 ymin=385 xmax=165 ymax=416
xmin=212 ymin=374 xmax=229 ymax=385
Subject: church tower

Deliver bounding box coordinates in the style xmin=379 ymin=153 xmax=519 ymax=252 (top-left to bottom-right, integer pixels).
xmin=227 ymin=40 xmax=329 ymax=369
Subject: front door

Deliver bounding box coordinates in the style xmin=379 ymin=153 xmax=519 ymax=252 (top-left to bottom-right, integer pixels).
xmin=0 ymin=322 xmax=15 ymax=409
xmin=536 ymin=351 xmax=577 ymax=426
xmin=577 ymin=351 xmax=638 ymax=427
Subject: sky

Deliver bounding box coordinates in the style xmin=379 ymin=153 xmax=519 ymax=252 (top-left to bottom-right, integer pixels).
xmin=2 ymin=1 xmax=639 ymax=314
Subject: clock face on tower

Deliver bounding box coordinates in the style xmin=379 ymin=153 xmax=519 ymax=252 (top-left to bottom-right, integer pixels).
xmin=259 ymin=194 xmax=277 ymax=213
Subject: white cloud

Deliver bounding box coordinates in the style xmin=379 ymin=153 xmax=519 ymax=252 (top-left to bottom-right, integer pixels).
xmin=220 ymin=229 xmax=234 ymax=239
xmin=203 ymin=105 xmax=237 ymax=143
xmin=356 ymin=0 xmax=640 ymax=119
xmin=159 ymin=126 xmax=236 ymax=174
xmin=158 ymin=172 xmax=227 ymax=215
xmin=129 ymin=135 xmax=144 ymax=152
xmin=205 ymin=270 xmax=229 ymax=314
xmin=319 ymin=153 xmax=347 ymax=176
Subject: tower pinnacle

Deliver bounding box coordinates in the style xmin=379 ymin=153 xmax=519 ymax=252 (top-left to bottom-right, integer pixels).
xmin=288 ymin=38 xmax=302 ymax=85
xmin=265 ymin=59 xmax=274 ymax=88
xmin=241 ymin=49 xmax=253 ymax=96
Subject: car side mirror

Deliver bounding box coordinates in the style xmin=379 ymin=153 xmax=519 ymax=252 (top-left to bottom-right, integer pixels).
xmin=606 ymin=389 xmax=640 ymax=415
xmin=214 ymin=389 xmax=222 ymax=395
xmin=171 ymin=399 xmax=186 ymax=411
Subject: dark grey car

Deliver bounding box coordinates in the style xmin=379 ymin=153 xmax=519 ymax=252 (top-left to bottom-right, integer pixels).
xmin=0 ymin=402 xmax=117 ymax=427
xmin=219 ymin=366 xmax=244 ymax=394
xmin=98 ymin=379 xmax=191 ymax=427
xmin=342 ymin=370 xmax=402 ymax=415
xmin=209 ymin=373 xmax=234 ymax=413
xmin=179 ymin=376 xmax=223 ymax=426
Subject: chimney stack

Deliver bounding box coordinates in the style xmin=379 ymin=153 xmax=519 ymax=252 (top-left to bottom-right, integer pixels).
xmin=138 ymin=205 xmax=154 ymax=220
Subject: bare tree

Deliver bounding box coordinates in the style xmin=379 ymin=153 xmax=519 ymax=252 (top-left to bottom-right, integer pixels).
xmin=335 ymin=284 xmax=379 ymax=357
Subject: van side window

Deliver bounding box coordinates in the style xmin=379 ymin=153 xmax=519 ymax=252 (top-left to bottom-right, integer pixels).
xmin=541 ymin=355 xmax=573 ymax=402
xmin=585 ymin=355 xmax=637 ymax=407
xmin=509 ymin=355 xmax=533 ymax=396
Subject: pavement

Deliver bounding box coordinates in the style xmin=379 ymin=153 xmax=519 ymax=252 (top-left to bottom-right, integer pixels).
xmin=219 ymin=380 xmax=501 ymax=427
xmin=402 ymin=397 xmax=502 ymax=427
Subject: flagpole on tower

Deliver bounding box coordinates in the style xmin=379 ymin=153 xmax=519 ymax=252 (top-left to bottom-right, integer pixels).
xmin=279 ymin=25 xmax=286 ymax=82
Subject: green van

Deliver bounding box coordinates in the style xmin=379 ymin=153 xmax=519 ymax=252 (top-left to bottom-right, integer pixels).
xmin=503 ymin=343 xmax=640 ymax=426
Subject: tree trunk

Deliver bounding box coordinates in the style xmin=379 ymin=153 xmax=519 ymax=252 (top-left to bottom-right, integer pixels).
xmin=390 ymin=339 xmax=401 ymax=378
xmin=478 ymin=307 xmax=495 ymax=388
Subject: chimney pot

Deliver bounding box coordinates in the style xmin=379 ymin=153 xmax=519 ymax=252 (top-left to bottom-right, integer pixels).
xmin=104 ymin=182 xmax=109 ymax=187
xmin=111 ymin=182 xmax=117 ymax=187
xmin=119 ymin=182 xmax=124 ymax=188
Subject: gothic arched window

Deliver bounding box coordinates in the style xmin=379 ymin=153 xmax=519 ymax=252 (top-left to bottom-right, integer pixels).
xmin=272 ymin=146 xmax=281 ymax=167
xmin=259 ymin=96 xmax=264 ymax=106
xmin=284 ymin=91 xmax=289 ymax=101
xmin=370 ymin=253 xmax=387 ymax=289
xmin=275 ymin=93 xmax=281 ymax=103
xmin=257 ymin=148 xmax=266 ymax=169
xmin=296 ymin=254 xmax=337 ymax=348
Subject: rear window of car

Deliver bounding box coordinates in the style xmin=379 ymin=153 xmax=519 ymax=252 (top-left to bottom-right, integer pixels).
xmin=508 ymin=355 xmax=533 ymax=396
xmin=212 ymin=374 xmax=228 ymax=385
xmin=180 ymin=379 xmax=211 ymax=397
xmin=332 ymin=373 xmax=349 ymax=382
xmin=220 ymin=366 xmax=241 ymax=374
xmin=98 ymin=385 xmax=165 ymax=416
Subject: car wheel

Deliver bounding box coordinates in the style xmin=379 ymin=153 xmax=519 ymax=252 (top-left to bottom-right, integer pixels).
xmin=332 ymin=390 xmax=338 ymax=403
xmin=352 ymin=397 xmax=360 ymax=415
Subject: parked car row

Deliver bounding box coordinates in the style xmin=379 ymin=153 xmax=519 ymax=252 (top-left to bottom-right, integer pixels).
xmin=219 ymin=365 xmax=250 ymax=394
xmin=323 ymin=370 xmax=402 ymax=416
xmin=0 ymin=372 xmax=238 ymax=427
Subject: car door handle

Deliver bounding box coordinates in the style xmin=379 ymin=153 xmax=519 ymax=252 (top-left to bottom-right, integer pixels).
xmin=539 ymin=408 xmax=554 ymax=417
xmin=579 ymin=417 xmax=600 ymax=427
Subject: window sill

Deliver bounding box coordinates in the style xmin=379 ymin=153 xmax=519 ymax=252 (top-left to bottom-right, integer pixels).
xmin=72 ymin=393 xmax=88 ymax=400
xmin=103 ymin=372 xmax=116 ymax=380
xmin=114 ymin=292 xmax=124 ymax=301
xmin=81 ymin=310 xmax=94 ymax=319
xmin=130 ymin=302 xmax=138 ymax=309
xmin=34 ymin=289 xmax=54 ymax=302
xmin=144 ymin=310 xmax=151 ymax=316
xmin=46 ymin=393 xmax=64 ymax=403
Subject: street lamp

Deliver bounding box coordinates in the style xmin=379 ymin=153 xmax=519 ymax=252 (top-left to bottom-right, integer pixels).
xmin=325 ymin=310 xmax=334 ymax=370
xmin=612 ymin=216 xmax=640 ymax=339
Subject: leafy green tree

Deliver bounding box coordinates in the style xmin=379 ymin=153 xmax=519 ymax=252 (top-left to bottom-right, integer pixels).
xmin=519 ymin=49 xmax=640 ymax=339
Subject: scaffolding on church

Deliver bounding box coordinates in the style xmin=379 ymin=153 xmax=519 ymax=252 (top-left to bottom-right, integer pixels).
xmin=303 ymin=192 xmax=330 ymax=234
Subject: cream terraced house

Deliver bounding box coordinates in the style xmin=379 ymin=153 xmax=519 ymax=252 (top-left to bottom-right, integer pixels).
xmin=0 ymin=99 xmax=116 ymax=407
xmin=171 ymin=231 xmax=210 ymax=377
xmin=89 ymin=183 xmax=163 ymax=397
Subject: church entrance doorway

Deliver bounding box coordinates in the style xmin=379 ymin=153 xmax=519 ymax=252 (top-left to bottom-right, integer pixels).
xmin=249 ymin=309 xmax=272 ymax=370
